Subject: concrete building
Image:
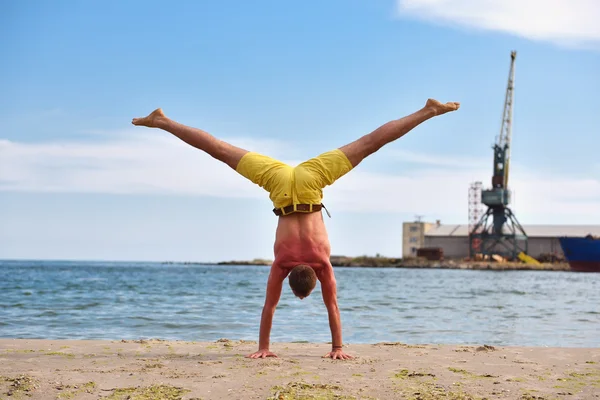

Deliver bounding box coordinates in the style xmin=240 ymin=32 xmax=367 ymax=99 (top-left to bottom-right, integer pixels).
xmin=402 ymin=220 xmax=438 ymax=258
xmin=403 ymin=223 xmax=600 ymax=260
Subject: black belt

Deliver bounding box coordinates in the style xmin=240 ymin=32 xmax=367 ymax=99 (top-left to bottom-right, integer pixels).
xmin=273 ymin=203 xmax=330 ymax=217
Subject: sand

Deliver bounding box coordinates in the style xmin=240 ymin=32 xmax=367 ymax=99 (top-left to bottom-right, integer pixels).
xmin=1 ymin=339 xmax=598 ymax=399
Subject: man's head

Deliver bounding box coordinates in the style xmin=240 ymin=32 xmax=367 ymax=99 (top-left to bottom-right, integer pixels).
xmin=288 ymin=264 xmax=317 ymax=299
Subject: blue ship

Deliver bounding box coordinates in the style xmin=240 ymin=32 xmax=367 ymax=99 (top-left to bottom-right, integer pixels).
xmin=558 ymin=235 xmax=600 ymax=272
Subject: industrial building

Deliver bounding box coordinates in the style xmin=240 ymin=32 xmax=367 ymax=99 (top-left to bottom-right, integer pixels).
xmin=402 ymin=220 xmax=600 ymax=260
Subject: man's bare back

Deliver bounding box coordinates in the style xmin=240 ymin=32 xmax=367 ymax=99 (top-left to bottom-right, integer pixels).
xmin=131 ymin=98 xmax=460 ymax=361
xmin=274 ymin=212 xmax=330 ymax=271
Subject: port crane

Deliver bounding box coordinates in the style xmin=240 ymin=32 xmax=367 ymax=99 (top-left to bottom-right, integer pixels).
xmin=469 ymin=51 xmax=528 ymax=260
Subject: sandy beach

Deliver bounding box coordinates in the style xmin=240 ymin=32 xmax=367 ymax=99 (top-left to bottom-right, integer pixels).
xmin=1 ymin=339 xmax=598 ymax=399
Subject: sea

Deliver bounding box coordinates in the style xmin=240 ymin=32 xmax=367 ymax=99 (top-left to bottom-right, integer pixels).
xmin=1 ymin=259 xmax=599 ymax=348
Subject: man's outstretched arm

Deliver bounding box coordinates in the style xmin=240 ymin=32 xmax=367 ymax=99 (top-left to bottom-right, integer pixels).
xmin=339 ymin=98 xmax=460 ymax=168
xmin=247 ymin=266 xmax=287 ymax=359
xmin=318 ymin=265 xmax=353 ymax=360
xmin=132 ymin=108 xmax=249 ymax=170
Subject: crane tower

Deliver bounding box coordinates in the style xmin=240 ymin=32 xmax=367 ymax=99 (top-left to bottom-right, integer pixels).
xmin=469 ymin=51 xmax=528 ymax=260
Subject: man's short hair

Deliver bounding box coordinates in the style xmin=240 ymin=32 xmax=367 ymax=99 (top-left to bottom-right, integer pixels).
xmin=288 ymin=264 xmax=317 ymax=297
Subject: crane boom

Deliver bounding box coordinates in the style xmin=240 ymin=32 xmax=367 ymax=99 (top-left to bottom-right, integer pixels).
xmin=498 ymin=51 xmax=516 ymax=188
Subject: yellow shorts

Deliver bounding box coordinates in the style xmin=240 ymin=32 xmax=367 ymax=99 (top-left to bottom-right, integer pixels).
xmin=235 ymin=149 xmax=353 ymax=212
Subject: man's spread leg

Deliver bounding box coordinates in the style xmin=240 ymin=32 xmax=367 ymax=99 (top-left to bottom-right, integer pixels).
xmin=294 ymin=149 xmax=354 ymax=208
xmin=132 ymin=108 xmax=249 ymax=170
xmin=339 ymin=98 xmax=460 ymax=168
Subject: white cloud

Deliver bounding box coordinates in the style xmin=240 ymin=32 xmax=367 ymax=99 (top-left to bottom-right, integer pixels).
xmin=387 ymin=148 xmax=488 ymax=169
xmin=396 ymin=0 xmax=600 ymax=48
xmin=1 ymin=134 xmax=599 ymax=222
xmin=326 ymin=167 xmax=600 ymax=219
xmin=0 ymin=133 xmax=282 ymax=199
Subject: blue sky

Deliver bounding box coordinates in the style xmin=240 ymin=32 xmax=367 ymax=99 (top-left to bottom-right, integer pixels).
xmin=1 ymin=0 xmax=599 ymax=262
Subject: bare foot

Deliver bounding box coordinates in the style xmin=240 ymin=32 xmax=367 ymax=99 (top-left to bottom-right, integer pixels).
xmin=131 ymin=108 xmax=166 ymax=128
xmin=425 ymin=98 xmax=460 ymax=116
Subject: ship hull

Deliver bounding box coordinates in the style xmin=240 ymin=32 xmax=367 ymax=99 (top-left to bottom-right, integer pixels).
xmin=559 ymin=236 xmax=600 ymax=273
xmin=567 ymin=261 xmax=600 ymax=272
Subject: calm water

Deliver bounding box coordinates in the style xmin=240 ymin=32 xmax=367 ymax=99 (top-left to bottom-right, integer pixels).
xmin=1 ymin=260 xmax=598 ymax=347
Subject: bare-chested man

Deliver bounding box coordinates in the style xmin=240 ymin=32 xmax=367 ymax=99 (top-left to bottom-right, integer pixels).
xmin=132 ymin=98 xmax=459 ymax=360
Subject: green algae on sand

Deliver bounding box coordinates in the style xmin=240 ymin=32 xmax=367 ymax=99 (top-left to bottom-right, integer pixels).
xmin=105 ymin=384 xmax=190 ymax=400
xmin=43 ymin=351 xmax=75 ymax=359
xmin=448 ymin=367 xmax=497 ymax=379
xmin=4 ymin=349 xmax=36 ymax=354
xmin=267 ymin=381 xmax=356 ymax=400
xmin=1 ymin=374 xmax=39 ymax=398
xmin=56 ymin=381 xmax=97 ymax=399
xmin=394 ymin=369 xmax=436 ymax=379
xmin=397 ymin=381 xmax=481 ymax=400
xmin=553 ymin=367 xmax=600 ymax=392
xmin=391 ymin=368 xmax=482 ymax=400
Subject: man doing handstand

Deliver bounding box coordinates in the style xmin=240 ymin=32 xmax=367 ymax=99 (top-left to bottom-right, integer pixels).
xmin=132 ymin=98 xmax=460 ymax=360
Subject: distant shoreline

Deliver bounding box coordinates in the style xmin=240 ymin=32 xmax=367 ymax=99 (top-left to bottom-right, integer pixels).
xmin=1 ymin=258 xmax=571 ymax=271
xmin=162 ymin=256 xmax=572 ymax=271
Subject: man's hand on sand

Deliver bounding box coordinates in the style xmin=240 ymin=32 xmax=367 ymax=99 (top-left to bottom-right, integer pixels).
xmin=323 ymin=349 xmax=353 ymax=360
xmin=246 ymin=349 xmax=278 ymax=359
xmin=425 ymin=98 xmax=460 ymax=116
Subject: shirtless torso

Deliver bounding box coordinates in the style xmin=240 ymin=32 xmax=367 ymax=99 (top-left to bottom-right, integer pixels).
xmin=254 ymin=212 xmax=348 ymax=359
